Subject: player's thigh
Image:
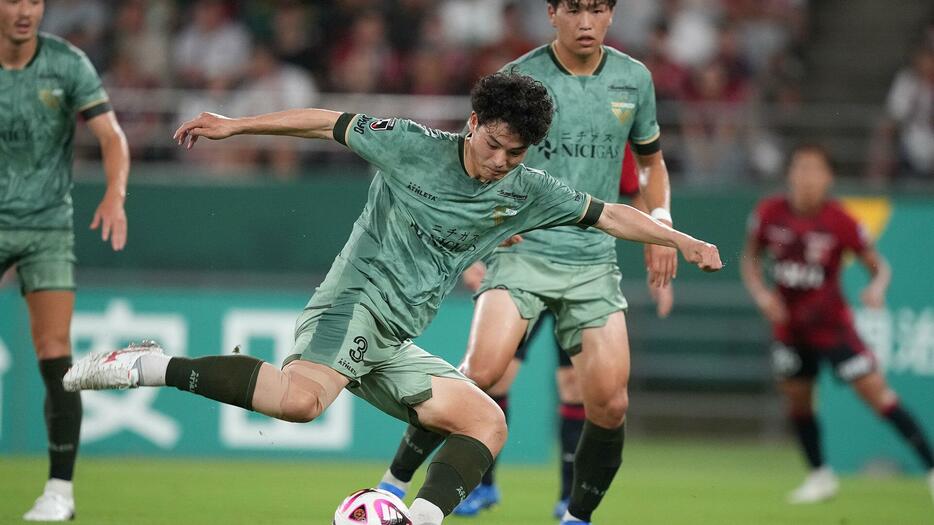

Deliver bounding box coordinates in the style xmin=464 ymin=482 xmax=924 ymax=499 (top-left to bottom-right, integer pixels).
xmin=552 ymin=263 xmax=627 ymax=355
xmin=850 ymin=371 xmax=897 ymax=413
xmin=15 ymin=230 xmax=76 ymax=296
xmin=413 ymin=375 xmax=507 ymax=455
xmin=556 ymin=368 xmax=582 ymax=404
xmin=461 ymin=289 xmax=533 ymax=389
xmin=25 ymin=291 xmax=75 ymax=359
xmin=571 ymin=311 xmax=631 ymax=414
xmin=486 ymin=358 xmax=521 ymax=397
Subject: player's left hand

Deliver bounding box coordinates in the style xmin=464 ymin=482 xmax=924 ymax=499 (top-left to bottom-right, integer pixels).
xmin=648 ymin=280 xmax=674 ymax=318
xmin=678 ymin=238 xmax=722 ymax=272
xmin=645 ymin=243 xmax=678 ymax=287
xmin=90 ymin=191 xmax=127 ymax=251
xmin=173 ymin=112 xmax=239 ymax=149
xmin=860 ymin=284 xmax=885 ymax=309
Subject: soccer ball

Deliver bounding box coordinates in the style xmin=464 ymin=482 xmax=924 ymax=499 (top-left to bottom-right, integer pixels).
xmin=333 ymin=488 xmax=413 ymax=525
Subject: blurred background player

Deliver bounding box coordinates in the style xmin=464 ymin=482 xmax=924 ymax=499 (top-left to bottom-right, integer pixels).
xmin=0 ymin=0 xmax=130 ymax=520
xmin=63 ymin=72 xmax=722 ymax=525
xmin=436 ymin=145 xmax=673 ymax=519
xmin=377 ymin=2 xmax=678 ymax=523
xmin=741 ymin=143 xmax=934 ymax=504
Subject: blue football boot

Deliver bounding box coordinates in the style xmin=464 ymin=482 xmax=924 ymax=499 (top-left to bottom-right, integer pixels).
xmin=451 ymin=484 xmax=500 ymax=516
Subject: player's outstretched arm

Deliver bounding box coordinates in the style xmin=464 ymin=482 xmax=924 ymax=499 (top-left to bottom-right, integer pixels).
xmin=87 ymin=111 xmax=130 ymax=251
xmin=173 ymin=109 xmax=343 ymax=149
xmin=636 ymin=151 xmax=678 ymax=288
xmin=858 ymin=247 xmax=891 ymax=308
xmin=593 ymin=203 xmax=722 ymax=274
xmin=739 ymin=237 xmax=788 ymax=324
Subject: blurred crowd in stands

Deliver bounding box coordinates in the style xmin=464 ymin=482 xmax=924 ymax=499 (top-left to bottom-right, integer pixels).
xmin=46 ymin=0 xmax=932 ymax=184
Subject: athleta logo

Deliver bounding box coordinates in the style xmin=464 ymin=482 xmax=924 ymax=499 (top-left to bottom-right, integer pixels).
xmin=349 ymin=336 xmax=368 ymax=363
xmin=188 ymin=371 xmax=199 ymax=391
xmin=407 ymin=182 xmax=437 ymax=201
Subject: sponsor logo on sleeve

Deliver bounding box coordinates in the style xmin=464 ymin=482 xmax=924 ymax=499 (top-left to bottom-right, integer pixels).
xmin=369 ymin=118 xmax=397 ymax=132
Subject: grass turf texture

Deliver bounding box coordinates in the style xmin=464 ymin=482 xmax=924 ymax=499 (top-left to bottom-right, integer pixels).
xmin=2 ymin=440 xmax=930 ymax=524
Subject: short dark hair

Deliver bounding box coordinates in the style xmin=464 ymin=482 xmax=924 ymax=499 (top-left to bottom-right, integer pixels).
xmin=788 ymin=142 xmax=836 ymax=173
xmin=470 ymin=71 xmax=554 ymax=146
xmin=546 ymin=0 xmax=618 ymax=9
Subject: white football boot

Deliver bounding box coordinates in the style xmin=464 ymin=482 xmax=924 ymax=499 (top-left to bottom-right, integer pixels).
xmin=23 ymin=479 xmax=75 ymax=521
xmin=63 ymin=340 xmax=164 ymax=391
xmin=787 ymin=467 xmax=839 ymax=504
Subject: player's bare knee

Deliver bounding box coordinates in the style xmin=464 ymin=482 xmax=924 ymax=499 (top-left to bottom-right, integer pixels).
xmin=32 ymin=334 xmax=70 ymax=360
xmin=589 ymin=390 xmax=629 ymax=428
xmin=278 ymin=376 xmax=324 ymax=423
xmin=474 ymin=402 xmax=508 ymax=453
xmin=465 ymin=365 xmax=501 ymax=392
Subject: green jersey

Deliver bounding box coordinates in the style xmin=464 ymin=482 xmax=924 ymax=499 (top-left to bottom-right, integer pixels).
xmin=309 ymin=113 xmax=600 ymax=339
xmin=0 ymin=33 xmax=111 ymax=229
xmin=497 ymin=44 xmax=661 ymax=264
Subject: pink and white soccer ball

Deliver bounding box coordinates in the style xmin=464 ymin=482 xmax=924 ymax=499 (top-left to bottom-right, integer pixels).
xmin=333 ymin=488 xmax=413 ymax=525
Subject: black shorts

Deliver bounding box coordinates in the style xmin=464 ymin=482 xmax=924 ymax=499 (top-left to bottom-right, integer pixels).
xmin=515 ymin=312 xmax=572 ymax=368
xmin=770 ymin=333 xmax=876 ymax=382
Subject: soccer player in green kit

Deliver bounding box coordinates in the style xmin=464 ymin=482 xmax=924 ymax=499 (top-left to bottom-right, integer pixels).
xmin=0 ymin=0 xmax=130 ymax=520
xmin=378 ymin=1 xmax=674 ymax=523
xmin=64 ymin=72 xmax=720 ymax=525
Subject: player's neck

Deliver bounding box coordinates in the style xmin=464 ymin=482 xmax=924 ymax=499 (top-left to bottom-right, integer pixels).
xmin=551 ymin=40 xmax=603 ymax=76
xmin=0 ymin=37 xmax=38 ymax=70
xmin=463 ymin=134 xmax=481 ymax=181
xmin=790 ymin=197 xmax=824 ymax=217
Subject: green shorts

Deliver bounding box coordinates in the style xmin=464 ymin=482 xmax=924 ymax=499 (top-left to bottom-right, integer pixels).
xmin=0 ymin=229 xmax=76 ymax=295
xmin=477 ymin=252 xmax=627 ymax=355
xmin=288 ymin=303 xmax=469 ymax=425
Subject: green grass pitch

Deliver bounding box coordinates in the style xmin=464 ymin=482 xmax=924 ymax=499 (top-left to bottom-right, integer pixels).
xmin=2 ymin=440 xmax=930 ymax=524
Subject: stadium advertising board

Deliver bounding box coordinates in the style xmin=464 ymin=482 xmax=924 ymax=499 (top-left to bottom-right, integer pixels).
xmin=0 ymin=289 xmax=556 ymax=462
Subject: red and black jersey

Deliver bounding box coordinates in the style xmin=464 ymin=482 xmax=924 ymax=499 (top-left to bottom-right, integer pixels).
xmin=619 ymin=143 xmax=640 ymax=198
xmin=748 ymin=195 xmax=870 ymax=348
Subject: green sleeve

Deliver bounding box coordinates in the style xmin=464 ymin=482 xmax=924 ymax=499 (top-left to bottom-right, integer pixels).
xmin=69 ymin=49 xmax=110 ymax=118
xmin=629 ymin=69 xmax=661 ymax=150
xmin=523 ymin=170 xmax=592 ymax=230
xmin=337 ymin=114 xmax=417 ymax=172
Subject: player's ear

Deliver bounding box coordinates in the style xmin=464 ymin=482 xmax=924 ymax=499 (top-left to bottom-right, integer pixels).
xmin=548 ymin=2 xmax=557 ymax=26
xmin=468 ymin=112 xmax=479 ymax=135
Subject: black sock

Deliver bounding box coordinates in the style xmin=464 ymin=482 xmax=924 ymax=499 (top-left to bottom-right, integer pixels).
xmin=480 ymin=395 xmax=508 ymax=487
xmin=40 ymin=356 xmax=82 ymax=481
xmin=165 ymin=355 xmax=263 ymax=410
xmin=567 ymin=421 xmax=624 ymax=522
xmin=389 ymin=425 xmax=446 ymax=483
xmin=416 ymin=434 xmax=494 ymax=515
xmin=884 ymin=404 xmax=934 ymax=470
xmin=559 ymin=403 xmax=585 ymax=500
xmin=791 ymin=413 xmax=823 ymax=469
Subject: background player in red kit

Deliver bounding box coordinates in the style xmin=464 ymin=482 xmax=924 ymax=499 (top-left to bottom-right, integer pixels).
xmin=741 ymin=143 xmax=934 ymax=504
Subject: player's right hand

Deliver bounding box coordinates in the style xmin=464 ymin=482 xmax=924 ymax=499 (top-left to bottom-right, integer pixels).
xmin=678 ymin=238 xmax=723 ymax=273
xmin=649 ymin=281 xmax=674 ymax=318
xmin=755 ymin=291 xmax=788 ymax=324
xmin=173 ymin=112 xmax=239 ymax=149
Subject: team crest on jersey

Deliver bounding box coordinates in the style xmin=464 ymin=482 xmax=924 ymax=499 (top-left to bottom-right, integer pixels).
xmin=610 ymin=101 xmax=635 ymax=125
xmin=38 ymin=88 xmax=65 ymax=110
xmin=369 ymin=118 xmax=397 ymax=132
xmin=492 ymin=205 xmax=518 ymax=225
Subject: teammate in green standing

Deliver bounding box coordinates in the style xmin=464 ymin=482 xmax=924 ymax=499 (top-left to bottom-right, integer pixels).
xmin=64 ymin=72 xmax=721 ymax=525
xmin=377 ymin=2 xmax=674 ymax=523
xmin=0 ymin=0 xmax=130 ymax=521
